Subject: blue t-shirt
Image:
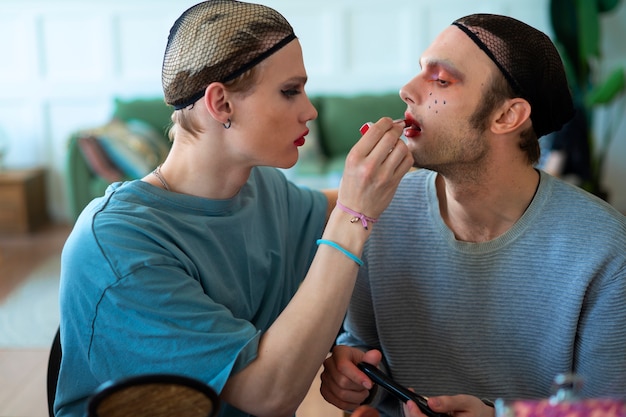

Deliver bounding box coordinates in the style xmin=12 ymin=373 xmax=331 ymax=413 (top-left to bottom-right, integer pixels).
xmin=57 ymin=167 xmax=327 ymax=417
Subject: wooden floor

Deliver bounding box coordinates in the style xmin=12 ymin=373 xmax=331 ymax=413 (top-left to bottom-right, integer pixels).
xmin=0 ymin=223 xmax=343 ymax=417
xmin=0 ymin=222 xmax=71 ymax=417
xmin=0 ymin=222 xmax=71 ymax=302
xmin=0 ymin=348 xmax=50 ymax=417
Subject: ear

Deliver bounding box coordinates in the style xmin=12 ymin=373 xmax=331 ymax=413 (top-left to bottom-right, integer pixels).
xmin=491 ymin=98 xmax=531 ymax=134
xmin=203 ymin=83 xmax=233 ymax=125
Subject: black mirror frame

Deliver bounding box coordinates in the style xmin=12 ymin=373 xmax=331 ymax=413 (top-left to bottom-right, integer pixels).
xmin=87 ymin=373 xmax=220 ymax=417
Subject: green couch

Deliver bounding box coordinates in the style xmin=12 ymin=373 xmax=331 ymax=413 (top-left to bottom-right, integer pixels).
xmin=65 ymin=93 xmax=406 ymax=221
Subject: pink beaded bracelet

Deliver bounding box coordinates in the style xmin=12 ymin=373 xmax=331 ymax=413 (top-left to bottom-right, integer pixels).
xmin=336 ymin=201 xmax=378 ymax=230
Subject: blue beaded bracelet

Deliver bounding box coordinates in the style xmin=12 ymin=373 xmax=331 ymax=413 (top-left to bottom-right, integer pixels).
xmin=316 ymin=239 xmax=363 ymax=266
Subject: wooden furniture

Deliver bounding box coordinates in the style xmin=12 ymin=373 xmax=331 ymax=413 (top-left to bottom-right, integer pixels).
xmin=0 ymin=168 xmax=48 ymax=234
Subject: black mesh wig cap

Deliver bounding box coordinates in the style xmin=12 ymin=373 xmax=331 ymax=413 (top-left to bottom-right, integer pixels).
xmin=452 ymin=14 xmax=574 ymax=138
xmin=162 ymin=0 xmax=296 ymax=109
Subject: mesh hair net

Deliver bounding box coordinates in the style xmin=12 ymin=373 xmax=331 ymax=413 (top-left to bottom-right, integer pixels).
xmin=162 ymin=0 xmax=296 ymax=109
xmin=452 ymin=14 xmax=574 ymax=138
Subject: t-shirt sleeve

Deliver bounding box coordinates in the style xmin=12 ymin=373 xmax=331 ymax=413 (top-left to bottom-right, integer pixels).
xmin=88 ymin=263 xmax=261 ymax=393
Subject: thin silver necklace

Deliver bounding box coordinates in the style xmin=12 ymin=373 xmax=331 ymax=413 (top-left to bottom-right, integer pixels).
xmin=152 ymin=164 xmax=170 ymax=191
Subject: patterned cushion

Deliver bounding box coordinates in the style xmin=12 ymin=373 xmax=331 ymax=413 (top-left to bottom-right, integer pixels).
xmin=76 ymin=135 xmax=125 ymax=182
xmin=77 ymin=119 xmax=170 ymax=179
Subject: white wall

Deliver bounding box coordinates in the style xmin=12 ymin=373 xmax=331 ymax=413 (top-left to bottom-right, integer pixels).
xmin=0 ymin=0 xmax=623 ymax=222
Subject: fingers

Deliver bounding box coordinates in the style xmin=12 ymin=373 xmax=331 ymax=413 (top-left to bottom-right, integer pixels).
xmin=319 ymin=346 xmax=381 ymax=411
xmin=404 ymin=400 xmax=430 ymax=417
xmin=320 ymin=359 xmax=368 ymax=410
xmin=410 ymin=394 xmax=493 ymax=417
xmin=429 ymin=394 xmax=476 ymax=413
xmin=358 ymin=117 xmax=413 ymax=177
xmin=354 ymin=117 xmax=408 ymax=161
xmin=361 ymin=349 xmax=383 ymax=370
xmin=390 ymin=143 xmax=415 ymax=177
xmin=338 ymin=117 xmax=412 ymax=219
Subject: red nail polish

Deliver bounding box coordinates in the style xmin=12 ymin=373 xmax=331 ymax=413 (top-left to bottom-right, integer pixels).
xmin=360 ymin=122 xmax=372 ymax=135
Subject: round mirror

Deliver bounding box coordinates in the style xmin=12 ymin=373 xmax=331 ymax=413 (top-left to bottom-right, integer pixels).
xmin=87 ymin=374 xmax=219 ymax=417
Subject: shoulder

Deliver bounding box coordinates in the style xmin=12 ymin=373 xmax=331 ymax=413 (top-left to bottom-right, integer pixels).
xmin=534 ymin=173 xmax=626 ymax=258
xmin=66 ymin=182 xmax=181 ymax=272
xmin=541 ymin=173 xmax=625 ymax=227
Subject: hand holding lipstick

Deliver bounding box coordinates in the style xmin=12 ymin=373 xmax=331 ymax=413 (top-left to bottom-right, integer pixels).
xmin=359 ymin=118 xmax=409 ymax=135
xmin=335 ymin=117 xmax=413 ymax=226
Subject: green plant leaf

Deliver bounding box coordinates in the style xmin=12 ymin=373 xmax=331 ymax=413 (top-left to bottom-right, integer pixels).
xmin=550 ymin=0 xmax=581 ymax=68
xmin=586 ymin=67 xmax=626 ymax=105
xmin=598 ymin=0 xmax=621 ymax=13
xmin=577 ymin=0 xmax=601 ymax=58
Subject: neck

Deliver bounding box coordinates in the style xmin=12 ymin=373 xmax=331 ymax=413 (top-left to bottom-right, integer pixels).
xmin=144 ymin=138 xmax=252 ymax=199
xmin=436 ymin=166 xmax=539 ymax=242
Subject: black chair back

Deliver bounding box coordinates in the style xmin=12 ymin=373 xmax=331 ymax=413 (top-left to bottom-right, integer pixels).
xmin=47 ymin=327 xmax=62 ymax=417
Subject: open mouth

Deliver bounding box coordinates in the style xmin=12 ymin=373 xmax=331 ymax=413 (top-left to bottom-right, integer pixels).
xmin=403 ymin=115 xmax=422 ymax=138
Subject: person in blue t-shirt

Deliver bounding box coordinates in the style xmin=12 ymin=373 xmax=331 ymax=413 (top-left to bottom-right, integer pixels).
xmin=55 ymin=2 xmax=413 ymax=417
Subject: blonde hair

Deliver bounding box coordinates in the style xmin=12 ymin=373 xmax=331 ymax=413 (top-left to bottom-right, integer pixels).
xmin=168 ymin=66 xmax=259 ymax=141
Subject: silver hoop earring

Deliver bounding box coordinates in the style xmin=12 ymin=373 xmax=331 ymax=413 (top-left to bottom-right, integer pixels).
xmin=223 ymin=119 xmax=231 ymax=129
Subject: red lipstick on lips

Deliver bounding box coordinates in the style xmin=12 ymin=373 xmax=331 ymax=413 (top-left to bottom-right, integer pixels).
xmin=294 ymin=129 xmax=309 ymax=147
xmin=403 ymin=115 xmax=422 ymax=138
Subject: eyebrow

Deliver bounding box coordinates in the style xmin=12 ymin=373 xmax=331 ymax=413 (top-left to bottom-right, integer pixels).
xmin=284 ymin=75 xmax=308 ymax=86
xmin=420 ymin=58 xmax=465 ymax=81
